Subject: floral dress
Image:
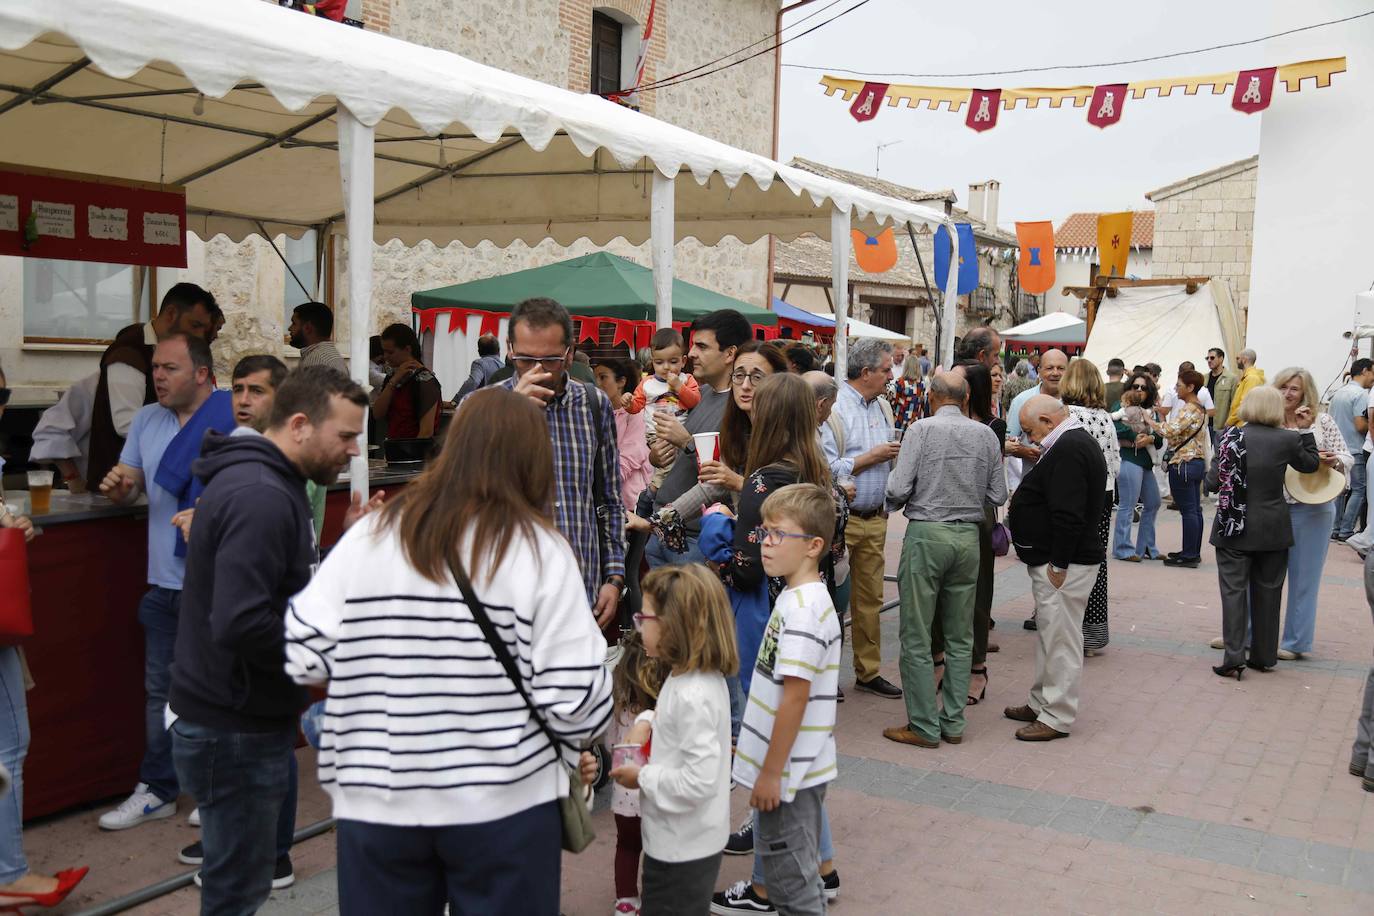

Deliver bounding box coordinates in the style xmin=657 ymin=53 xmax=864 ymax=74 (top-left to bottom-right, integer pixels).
xmin=890 ymin=378 xmax=927 ymax=432
xmin=1069 ymin=405 xmax=1121 ymax=651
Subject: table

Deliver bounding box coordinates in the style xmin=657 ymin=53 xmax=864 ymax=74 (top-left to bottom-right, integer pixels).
xmin=10 ymin=465 xmax=419 ymax=819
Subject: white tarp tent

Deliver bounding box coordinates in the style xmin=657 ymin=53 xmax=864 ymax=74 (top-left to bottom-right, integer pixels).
xmin=1081 ymin=280 xmax=1243 ymax=384
xmin=1001 ymin=311 xmax=1085 ymax=340
xmin=811 ymin=312 xmax=911 ymax=343
xmin=0 ymin=0 xmax=962 ymax=493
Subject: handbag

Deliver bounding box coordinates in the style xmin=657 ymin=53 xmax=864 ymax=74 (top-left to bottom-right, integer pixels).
xmin=0 ymin=528 xmax=34 ymax=644
xmin=445 ymin=553 xmax=596 ymax=854
xmin=1162 ymin=411 xmax=1205 ymax=465
xmin=990 ymin=522 xmax=1011 ymax=558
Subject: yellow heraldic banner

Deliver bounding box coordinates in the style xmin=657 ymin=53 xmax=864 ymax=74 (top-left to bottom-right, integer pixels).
xmin=1096 ymin=212 xmax=1134 ymax=279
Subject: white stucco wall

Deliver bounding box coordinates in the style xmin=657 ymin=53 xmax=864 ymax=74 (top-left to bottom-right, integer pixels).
xmin=1049 ymin=250 xmax=1152 ymax=315
xmin=1247 ymin=0 xmax=1373 ymax=383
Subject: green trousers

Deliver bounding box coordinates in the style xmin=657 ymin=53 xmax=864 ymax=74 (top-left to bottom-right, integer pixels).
xmin=897 ymin=520 xmax=980 ymax=742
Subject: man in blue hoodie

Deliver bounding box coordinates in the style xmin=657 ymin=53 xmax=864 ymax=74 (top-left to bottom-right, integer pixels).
xmin=168 ymin=366 xmax=368 ymax=914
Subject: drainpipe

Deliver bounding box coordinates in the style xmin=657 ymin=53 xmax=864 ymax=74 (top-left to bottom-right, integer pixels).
xmin=767 ymin=0 xmax=824 ymax=310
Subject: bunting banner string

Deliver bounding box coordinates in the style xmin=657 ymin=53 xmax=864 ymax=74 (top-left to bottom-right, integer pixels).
xmin=830 ymin=57 xmax=1345 ymax=130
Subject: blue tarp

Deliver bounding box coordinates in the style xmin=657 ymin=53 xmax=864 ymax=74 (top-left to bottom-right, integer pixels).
xmin=772 ymin=297 xmax=834 ymax=328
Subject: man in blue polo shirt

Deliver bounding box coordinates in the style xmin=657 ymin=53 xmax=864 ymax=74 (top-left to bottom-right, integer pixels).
xmin=97 ymin=333 xmax=231 ymax=830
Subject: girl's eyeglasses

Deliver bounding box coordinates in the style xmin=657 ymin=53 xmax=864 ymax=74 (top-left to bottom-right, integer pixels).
xmin=632 ymin=613 xmax=657 ymax=624
xmin=751 ymin=526 xmax=817 ymax=546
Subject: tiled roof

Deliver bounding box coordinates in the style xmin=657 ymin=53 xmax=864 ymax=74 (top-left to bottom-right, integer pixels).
xmin=787 ymin=157 xmax=1019 ymax=247
xmin=1145 ymin=155 xmax=1259 ymax=201
xmin=1054 ymin=211 xmax=1154 ymax=250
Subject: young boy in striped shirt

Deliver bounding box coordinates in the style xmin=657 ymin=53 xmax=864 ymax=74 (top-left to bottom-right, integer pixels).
xmin=716 ymin=484 xmax=842 ymax=916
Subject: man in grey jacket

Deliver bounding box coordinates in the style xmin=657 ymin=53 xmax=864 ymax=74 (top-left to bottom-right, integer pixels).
xmin=455 ymin=333 xmax=505 ymax=400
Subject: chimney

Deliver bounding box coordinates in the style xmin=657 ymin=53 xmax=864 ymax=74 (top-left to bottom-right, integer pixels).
xmin=967 ymin=182 xmax=986 ymax=224
xmin=984 ymin=180 xmax=1000 ymax=230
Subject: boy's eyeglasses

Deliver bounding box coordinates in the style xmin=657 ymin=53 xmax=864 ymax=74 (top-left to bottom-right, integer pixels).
xmin=752 ymin=526 xmax=817 ymax=546
xmin=511 ymin=350 xmax=569 ymax=371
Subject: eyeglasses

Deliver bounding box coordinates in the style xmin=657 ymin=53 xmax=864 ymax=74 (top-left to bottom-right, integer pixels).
xmin=511 ymin=350 xmax=569 ymax=371
xmin=731 ymin=370 xmax=768 ymax=387
xmin=0 ymin=388 xmax=9 ymax=407
xmin=632 ymin=613 xmax=657 ymax=624
xmin=751 ymin=526 xmax=818 ymax=546
xmin=1130 ymin=383 xmax=1148 ymax=390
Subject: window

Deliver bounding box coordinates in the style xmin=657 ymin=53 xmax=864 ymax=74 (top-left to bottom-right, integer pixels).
xmin=22 ymin=258 xmax=141 ymax=343
xmin=591 ymin=12 xmax=623 ymax=96
xmin=968 ymin=285 xmax=997 ymax=316
xmin=282 ymin=230 xmax=320 ymax=324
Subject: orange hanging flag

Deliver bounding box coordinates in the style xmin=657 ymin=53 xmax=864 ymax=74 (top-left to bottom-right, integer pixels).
xmin=851 ymin=228 xmax=898 ymax=274
xmin=1015 ymin=222 xmax=1056 ymax=294
xmin=1096 ymin=211 xmax=1134 ymax=279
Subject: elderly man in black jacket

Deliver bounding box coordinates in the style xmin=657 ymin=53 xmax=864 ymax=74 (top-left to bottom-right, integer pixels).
xmin=1005 ymin=394 xmax=1108 ymax=742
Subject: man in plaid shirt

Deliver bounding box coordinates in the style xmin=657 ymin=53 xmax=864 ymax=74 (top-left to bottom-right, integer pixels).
xmin=500 ymin=297 xmax=625 ymax=626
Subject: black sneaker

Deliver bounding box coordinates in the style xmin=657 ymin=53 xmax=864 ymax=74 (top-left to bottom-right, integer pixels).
xmin=710 ymin=880 xmax=776 ymax=914
xmin=854 ymin=675 xmax=902 ymax=699
xmin=723 ymin=817 xmax=754 ymax=855
xmin=1022 ymin=618 xmax=1038 ymax=631
xmin=178 ymin=841 xmax=203 ymax=866
xmin=272 ymin=855 xmax=295 ymax=890
xmin=823 ymin=868 xmax=840 ymax=901
xmin=1162 ymin=556 xmax=1200 ymax=568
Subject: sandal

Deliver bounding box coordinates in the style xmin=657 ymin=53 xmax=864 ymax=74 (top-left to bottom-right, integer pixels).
xmin=967 ymin=667 xmax=988 ymax=705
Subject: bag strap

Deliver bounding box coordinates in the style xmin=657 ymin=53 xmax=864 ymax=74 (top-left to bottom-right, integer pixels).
xmin=581 ymin=381 xmax=608 ymax=512
xmin=445 ymin=553 xmax=573 ymax=761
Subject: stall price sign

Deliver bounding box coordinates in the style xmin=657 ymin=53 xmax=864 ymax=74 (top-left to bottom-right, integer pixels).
xmin=0 ymin=164 xmax=187 ymax=268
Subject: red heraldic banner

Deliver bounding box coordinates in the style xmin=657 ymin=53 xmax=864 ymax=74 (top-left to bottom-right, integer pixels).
xmin=1232 ymin=67 xmax=1276 ymax=114
xmin=849 ymin=82 xmax=888 ymax=122
xmin=965 ymin=89 xmax=1002 ymax=132
xmin=0 ymin=165 xmax=187 ymax=268
xmin=1088 ymin=83 xmax=1128 ymax=128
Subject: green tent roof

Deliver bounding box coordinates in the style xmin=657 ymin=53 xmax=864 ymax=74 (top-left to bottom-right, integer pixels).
xmin=410 ymin=252 xmax=776 ymax=325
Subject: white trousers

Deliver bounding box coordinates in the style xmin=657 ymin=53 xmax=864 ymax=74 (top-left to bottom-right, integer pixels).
xmin=1027 ymin=563 xmax=1097 ymax=733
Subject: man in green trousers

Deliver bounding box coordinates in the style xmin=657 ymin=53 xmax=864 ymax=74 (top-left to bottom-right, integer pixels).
xmin=880 ymin=372 xmax=1008 ymax=747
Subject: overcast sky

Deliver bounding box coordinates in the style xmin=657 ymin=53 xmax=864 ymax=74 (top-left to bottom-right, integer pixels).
xmin=777 ymin=0 xmax=1288 ymax=228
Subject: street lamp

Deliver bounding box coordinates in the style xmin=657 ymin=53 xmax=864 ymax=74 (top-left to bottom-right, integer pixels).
xmin=875 ymin=139 xmax=904 ymax=176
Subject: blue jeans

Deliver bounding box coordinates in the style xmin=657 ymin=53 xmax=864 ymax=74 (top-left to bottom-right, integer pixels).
xmin=0 ymin=648 xmax=29 ymax=883
xmin=644 ymin=532 xmax=705 ymax=569
xmin=336 ymin=803 xmax=561 ymax=915
xmin=138 ymin=587 xmax=181 ymax=802
xmin=1337 ymin=457 xmax=1367 ymax=538
xmin=751 ymin=800 xmax=836 ymax=887
xmin=1112 ymin=461 xmax=1160 ymax=559
xmin=172 ymin=720 xmax=296 ymax=916
xmin=1167 ymin=458 xmax=1206 ymax=560
xmin=1282 ymin=501 xmax=1338 ymax=654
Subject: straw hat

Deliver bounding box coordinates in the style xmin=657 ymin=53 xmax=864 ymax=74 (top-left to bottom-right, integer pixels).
xmin=1285 ymin=465 xmax=1346 ymax=505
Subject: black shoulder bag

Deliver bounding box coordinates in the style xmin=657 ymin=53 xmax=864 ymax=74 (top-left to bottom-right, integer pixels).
xmin=445 ymin=554 xmax=597 ymax=853
xmin=1162 ymin=409 xmax=1206 ymax=465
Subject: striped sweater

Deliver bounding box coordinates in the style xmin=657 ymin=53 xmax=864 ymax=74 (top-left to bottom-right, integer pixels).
xmin=284 ymin=514 xmax=612 ymax=827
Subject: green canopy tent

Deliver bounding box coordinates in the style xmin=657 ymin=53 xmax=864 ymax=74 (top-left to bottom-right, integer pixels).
xmin=411 ymin=251 xmax=777 ymax=324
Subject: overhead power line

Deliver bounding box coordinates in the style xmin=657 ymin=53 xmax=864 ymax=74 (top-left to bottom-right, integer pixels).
xmin=779 ymin=8 xmax=1373 ymax=80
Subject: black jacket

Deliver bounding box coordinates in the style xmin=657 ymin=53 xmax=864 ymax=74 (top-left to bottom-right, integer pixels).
xmin=1207 ymin=424 xmax=1320 ymax=552
xmin=169 ymin=432 xmax=314 ymax=732
xmin=1008 ymin=426 xmax=1108 ymax=568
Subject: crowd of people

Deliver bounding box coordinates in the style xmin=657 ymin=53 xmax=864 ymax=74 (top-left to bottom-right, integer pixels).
xmin=2 ymin=285 xmax=1372 ymax=914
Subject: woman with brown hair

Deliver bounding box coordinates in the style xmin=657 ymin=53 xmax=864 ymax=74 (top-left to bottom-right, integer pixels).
xmin=285 ymin=386 xmax=612 ymax=915
xmin=1060 ymin=359 xmax=1122 ymax=655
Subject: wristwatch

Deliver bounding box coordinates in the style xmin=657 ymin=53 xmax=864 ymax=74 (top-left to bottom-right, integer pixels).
xmin=605 ymin=575 xmax=626 ymax=593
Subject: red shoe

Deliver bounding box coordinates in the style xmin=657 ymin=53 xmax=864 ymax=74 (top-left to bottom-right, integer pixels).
xmin=0 ymin=867 xmax=89 ymax=912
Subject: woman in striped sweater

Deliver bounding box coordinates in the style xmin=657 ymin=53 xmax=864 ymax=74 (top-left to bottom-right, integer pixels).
xmin=285 ymin=387 xmax=612 ymax=915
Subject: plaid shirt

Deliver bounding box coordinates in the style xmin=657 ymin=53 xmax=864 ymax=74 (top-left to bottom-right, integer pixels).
xmin=498 ymin=376 xmax=625 ymax=604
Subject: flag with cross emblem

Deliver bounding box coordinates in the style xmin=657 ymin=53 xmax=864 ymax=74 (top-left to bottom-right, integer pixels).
xmin=1096 ymin=211 xmax=1134 ymax=279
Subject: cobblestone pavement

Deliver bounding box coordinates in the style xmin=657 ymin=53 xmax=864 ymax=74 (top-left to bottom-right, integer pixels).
xmin=27 ymin=513 xmax=1374 ymax=914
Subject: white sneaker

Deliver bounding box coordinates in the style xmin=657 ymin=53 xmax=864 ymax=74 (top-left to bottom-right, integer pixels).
xmin=188 ymin=807 xmax=201 ymax=827
xmin=1209 ymin=637 xmax=1225 ymax=650
xmin=98 ymin=783 xmax=176 ymax=831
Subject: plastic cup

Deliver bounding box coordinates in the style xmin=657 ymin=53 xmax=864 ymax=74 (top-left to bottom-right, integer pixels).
xmin=612 ymin=743 xmax=647 ymax=770
xmin=27 ymin=470 xmax=53 ymax=515
xmin=693 ymin=432 xmax=720 ymax=469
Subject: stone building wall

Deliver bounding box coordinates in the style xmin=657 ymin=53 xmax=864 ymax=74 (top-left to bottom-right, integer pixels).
xmin=1148 ymin=158 xmax=1257 ymax=320
xmin=201 ymin=0 xmax=776 ymax=381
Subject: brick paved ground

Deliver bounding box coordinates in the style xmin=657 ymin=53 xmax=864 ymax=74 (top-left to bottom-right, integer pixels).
xmin=25 ymin=511 xmax=1374 ymax=914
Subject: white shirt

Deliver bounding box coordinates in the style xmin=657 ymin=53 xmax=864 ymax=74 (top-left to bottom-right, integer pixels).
xmin=1364 ymin=387 xmax=1374 ymax=453
xmin=105 ymin=322 xmax=159 ymax=437
xmin=30 ymin=372 xmax=99 ymax=479
xmin=1159 ymin=386 xmax=1213 ymax=419
xmin=637 ymin=670 xmax=732 ymax=862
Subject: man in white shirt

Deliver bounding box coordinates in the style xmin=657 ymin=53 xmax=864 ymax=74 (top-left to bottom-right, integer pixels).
xmin=1331 ymin=359 xmax=1374 ymax=541
xmin=889 ymin=344 xmax=908 ymax=380
xmin=30 ymin=372 xmax=98 ymax=490
xmin=1156 ymin=361 xmax=1215 ymax=421
xmin=289 ymin=301 xmax=349 ymax=375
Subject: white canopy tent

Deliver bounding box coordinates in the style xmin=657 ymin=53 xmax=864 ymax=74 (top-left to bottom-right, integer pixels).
xmin=810 ymin=312 xmax=911 ymax=343
xmin=0 ymin=0 xmax=959 ymax=495
xmin=1081 ymin=280 xmax=1243 ymax=385
xmin=1000 ymin=311 xmax=1085 ymax=339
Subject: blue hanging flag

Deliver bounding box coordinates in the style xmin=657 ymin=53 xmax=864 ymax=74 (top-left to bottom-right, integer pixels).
xmin=933 ymin=223 xmax=979 ymax=295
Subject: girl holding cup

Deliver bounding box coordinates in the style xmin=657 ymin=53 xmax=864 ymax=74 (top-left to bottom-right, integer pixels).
xmin=611 ymin=565 xmax=737 ymax=916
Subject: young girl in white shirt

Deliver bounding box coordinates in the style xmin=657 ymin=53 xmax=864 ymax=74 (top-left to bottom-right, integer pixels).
xmin=610 ymin=564 xmax=738 ymax=916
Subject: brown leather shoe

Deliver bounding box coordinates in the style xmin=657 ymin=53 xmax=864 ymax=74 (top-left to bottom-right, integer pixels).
xmin=883 ymin=725 xmax=938 ymax=748
xmin=941 ymin=733 xmax=963 ymax=745
xmin=1015 ymin=721 xmax=1069 ymax=742
xmin=986 ymin=641 xmax=1000 ymax=653
xmin=1003 ymin=704 xmax=1037 ymax=723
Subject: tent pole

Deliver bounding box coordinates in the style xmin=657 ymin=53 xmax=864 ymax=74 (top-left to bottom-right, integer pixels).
xmin=831 ymin=207 xmax=850 ymax=379
xmin=338 ymin=107 xmax=374 ymax=501
xmin=651 ymin=171 xmax=675 ymax=330
xmin=941 ymin=221 xmax=959 ymax=370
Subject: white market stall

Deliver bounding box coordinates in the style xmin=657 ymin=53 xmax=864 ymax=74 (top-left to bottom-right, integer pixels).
xmin=0 ymin=0 xmax=959 ymax=496
xmin=1081 ymin=279 xmax=1243 ymax=385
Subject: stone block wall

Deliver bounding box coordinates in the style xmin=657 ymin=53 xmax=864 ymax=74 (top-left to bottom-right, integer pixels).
xmin=1149 ymin=160 xmax=1257 ymax=320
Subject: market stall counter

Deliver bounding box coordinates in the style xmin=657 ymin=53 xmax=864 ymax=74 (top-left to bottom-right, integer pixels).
xmin=8 ymin=463 xmax=419 ymax=820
